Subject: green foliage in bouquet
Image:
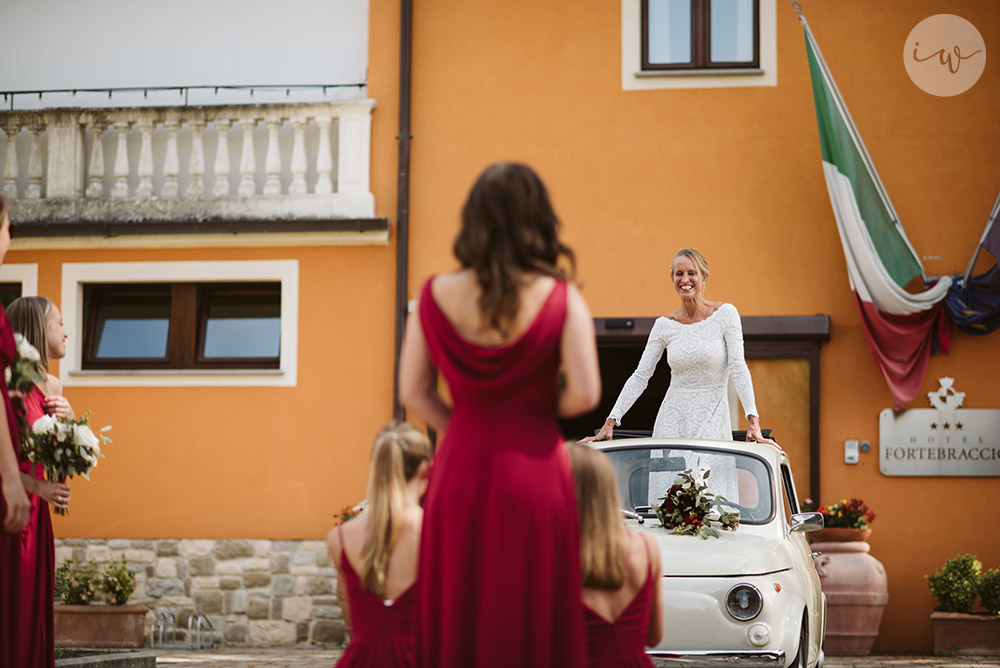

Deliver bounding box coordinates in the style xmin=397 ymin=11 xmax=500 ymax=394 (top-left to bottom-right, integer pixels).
xmin=926 ymin=554 xmax=982 ymax=613
xmin=980 ymin=568 xmax=1000 ymax=616
xmin=333 ymin=500 xmax=367 ymax=527
xmin=55 ymin=560 xmax=101 ymax=605
xmin=655 ymin=468 xmax=739 ymax=540
xmin=101 ymin=561 xmax=136 ymax=606
xmin=22 ymin=413 xmax=113 ymax=513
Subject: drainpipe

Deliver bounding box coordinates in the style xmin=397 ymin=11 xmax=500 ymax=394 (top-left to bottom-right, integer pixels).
xmin=392 ymin=0 xmax=413 ymax=421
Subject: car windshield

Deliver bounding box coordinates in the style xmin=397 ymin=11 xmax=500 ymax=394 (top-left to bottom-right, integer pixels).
xmin=602 ymin=445 xmax=774 ymax=525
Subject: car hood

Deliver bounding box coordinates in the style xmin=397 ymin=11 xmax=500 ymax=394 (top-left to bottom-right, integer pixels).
xmin=637 ymin=526 xmax=793 ymax=577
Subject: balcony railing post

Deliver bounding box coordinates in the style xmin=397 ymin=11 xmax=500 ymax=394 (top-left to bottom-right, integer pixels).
xmin=111 ymin=120 xmax=131 ymax=200
xmin=314 ymin=116 xmax=333 ymax=195
xmin=162 ymin=119 xmax=181 ymax=199
xmin=44 ymin=112 xmax=85 ymax=199
xmin=26 ymin=122 xmax=44 ymax=199
xmin=2 ymin=122 xmax=18 ymax=199
xmin=263 ymin=119 xmax=282 ymax=196
xmin=289 ymin=119 xmax=307 ymax=196
xmin=238 ymin=118 xmax=257 ymax=197
xmin=213 ymin=119 xmax=232 ymax=197
xmin=188 ymin=119 xmax=206 ymax=197
xmin=86 ymin=120 xmax=107 ymax=198
xmin=135 ymin=119 xmax=155 ymax=200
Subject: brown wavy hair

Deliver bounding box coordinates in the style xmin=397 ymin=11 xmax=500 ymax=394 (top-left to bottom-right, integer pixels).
xmin=453 ymin=162 xmax=575 ymax=337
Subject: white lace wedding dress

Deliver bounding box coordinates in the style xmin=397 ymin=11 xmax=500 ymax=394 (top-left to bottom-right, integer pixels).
xmin=607 ymin=303 xmax=758 ymax=440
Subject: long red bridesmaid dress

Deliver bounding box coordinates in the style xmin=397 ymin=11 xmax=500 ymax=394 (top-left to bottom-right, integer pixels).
xmin=416 ymin=277 xmax=586 ymax=668
xmin=0 ymin=307 xmax=23 ymax=668
xmin=17 ymin=386 xmax=55 ymax=668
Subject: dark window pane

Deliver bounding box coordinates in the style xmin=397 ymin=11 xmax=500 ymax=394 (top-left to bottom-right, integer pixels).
xmin=710 ymin=0 xmax=754 ymax=63
xmin=648 ymin=0 xmax=692 ymax=65
xmin=94 ymin=299 xmax=171 ymax=359
xmin=0 ymin=283 xmax=22 ymax=310
xmin=202 ymin=294 xmax=280 ymax=359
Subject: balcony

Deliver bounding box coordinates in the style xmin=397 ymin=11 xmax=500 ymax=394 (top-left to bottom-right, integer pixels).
xmin=0 ymin=99 xmax=379 ymax=235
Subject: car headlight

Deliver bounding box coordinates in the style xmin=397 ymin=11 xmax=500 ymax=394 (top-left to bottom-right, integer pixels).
xmin=725 ymin=584 xmax=763 ymax=621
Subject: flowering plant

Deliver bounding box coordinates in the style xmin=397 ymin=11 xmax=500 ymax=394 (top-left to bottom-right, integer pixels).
xmin=800 ymin=497 xmax=876 ymax=530
xmin=101 ymin=560 xmax=136 ymax=605
xmin=5 ymin=333 xmax=47 ymax=393
xmin=655 ymin=468 xmax=739 ymax=540
xmin=21 ymin=412 xmax=112 ymax=515
xmin=55 ymin=560 xmax=101 ymax=605
xmin=333 ymin=500 xmax=367 ymax=526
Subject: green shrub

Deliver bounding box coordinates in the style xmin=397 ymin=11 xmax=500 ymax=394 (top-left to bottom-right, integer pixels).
xmin=101 ymin=561 xmax=136 ymax=606
xmin=55 ymin=561 xmax=101 ymax=605
xmin=980 ymin=568 xmax=1000 ymax=616
xmin=926 ymin=554 xmax=982 ymax=613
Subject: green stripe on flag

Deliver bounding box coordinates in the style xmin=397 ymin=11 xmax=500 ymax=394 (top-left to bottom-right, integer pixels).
xmin=805 ymin=31 xmax=922 ymax=288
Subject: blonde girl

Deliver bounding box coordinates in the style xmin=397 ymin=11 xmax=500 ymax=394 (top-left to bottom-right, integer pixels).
xmin=569 ymin=442 xmax=662 ymax=668
xmin=326 ymin=422 xmax=432 ymax=668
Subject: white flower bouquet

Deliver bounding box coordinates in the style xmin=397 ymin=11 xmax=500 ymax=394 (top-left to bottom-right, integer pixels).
xmin=23 ymin=413 xmax=112 ymax=515
xmin=6 ymin=333 xmax=46 ymax=393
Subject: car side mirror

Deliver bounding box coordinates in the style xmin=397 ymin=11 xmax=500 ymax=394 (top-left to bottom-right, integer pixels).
xmin=788 ymin=511 xmax=824 ymax=533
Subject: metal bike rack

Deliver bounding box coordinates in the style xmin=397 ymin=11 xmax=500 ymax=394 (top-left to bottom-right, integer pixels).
xmin=150 ymin=608 xmax=178 ymax=649
xmin=188 ymin=614 xmax=215 ymax=650
xmin=150 ymin=608 xmax=215 ymax=649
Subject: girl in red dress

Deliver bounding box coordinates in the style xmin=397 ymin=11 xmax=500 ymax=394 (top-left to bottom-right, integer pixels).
xmin=399 ymin=163 xmax=601 ymax=667
xmin=326 ymin=422 xmax=432 ymax=668
xmin=0 ymin=194 xmax=33 ymax=668
xmin=8 ymin=296 xmax=75 ymax=668
xmin=569 ymin=442 xmax=662 ymax=668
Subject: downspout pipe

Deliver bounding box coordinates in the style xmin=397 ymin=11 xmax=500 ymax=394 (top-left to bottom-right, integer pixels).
xmin=392 ymin=0 xmax=413 ymax=421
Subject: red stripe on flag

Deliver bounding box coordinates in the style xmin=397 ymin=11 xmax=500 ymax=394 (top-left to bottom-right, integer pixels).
xmin=853 ymin=293 xmax=951 ymax=409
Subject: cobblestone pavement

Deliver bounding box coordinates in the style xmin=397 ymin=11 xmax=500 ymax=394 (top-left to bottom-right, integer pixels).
xmin=152 ymin=647 xmax=1000 ymax=667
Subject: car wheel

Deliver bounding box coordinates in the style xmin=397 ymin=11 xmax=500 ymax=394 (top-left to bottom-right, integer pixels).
xmin=791 ymin=613 xmax=809 ymax=668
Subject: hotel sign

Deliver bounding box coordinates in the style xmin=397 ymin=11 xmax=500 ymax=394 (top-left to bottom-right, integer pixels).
xmin=879 ymin=377 xmax=1000 ymax=477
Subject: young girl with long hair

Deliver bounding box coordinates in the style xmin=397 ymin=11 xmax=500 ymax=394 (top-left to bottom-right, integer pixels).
xmin=6 ymin=295 xmax=74 ymax=668
xmin=326 ymin=422 xmax=432 ymax=668
xmin=569 ymin=442 xmax=662 ymax=668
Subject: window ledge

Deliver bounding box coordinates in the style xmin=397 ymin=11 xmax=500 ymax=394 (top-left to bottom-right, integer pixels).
xmin=635 ymin=68 xmax=765 ymax=78
xmin=70 ymin=369 xmax=285 ymax=376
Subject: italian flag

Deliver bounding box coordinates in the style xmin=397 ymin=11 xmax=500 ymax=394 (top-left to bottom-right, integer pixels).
xmin=802 ymin=18 xmax=952 ymax=409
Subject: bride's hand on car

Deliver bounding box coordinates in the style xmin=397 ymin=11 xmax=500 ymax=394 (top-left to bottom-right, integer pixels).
xmin=580 ymin=418 xmax=615 ymax=443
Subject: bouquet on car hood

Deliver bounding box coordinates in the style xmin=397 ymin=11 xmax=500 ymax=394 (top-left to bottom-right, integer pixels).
xmin=655 ymin=468 xmax=740 ymax=540
xmin=22 ymin=413 xmax=112 ymax=515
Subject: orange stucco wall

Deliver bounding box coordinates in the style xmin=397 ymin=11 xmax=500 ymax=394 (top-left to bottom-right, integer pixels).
xmin=8 ymin=0 xmax=997 ymax=653
xmin=379 ymin=0 xmax=1000 ymax=651
xmin=8 ymin=245 xmax=396 ymax=539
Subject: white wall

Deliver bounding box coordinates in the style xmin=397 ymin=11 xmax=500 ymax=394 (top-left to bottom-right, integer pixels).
xmin=0 ymin=0 xmax=368 ymax=110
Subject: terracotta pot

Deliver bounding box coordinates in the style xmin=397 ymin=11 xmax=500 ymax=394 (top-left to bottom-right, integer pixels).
xmin=811 ymin=536 xmax=887 ymax=656
xmin=54 ymin=604 xmax=149 ymax=648
xmin=807 ymin=527 xmax=871 ymax=543
xmin=931 ymin=612 xmax=1000 ymax=654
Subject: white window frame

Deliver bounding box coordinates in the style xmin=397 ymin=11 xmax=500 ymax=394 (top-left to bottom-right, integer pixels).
xmin=61 ymin=260 xmax=298 ymax=387
xmin=0 ymin=264 xmax=39 ymax=297
xmin=622 ymin=0 xmax=777 ymax=91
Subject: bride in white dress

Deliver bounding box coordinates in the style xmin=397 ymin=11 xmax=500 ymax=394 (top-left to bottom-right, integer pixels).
xmin=583 ymin=248 xmax=777 ymax=446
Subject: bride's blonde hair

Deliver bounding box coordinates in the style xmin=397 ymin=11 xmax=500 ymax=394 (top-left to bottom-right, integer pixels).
xmin=569 ymin=442 xmax=626 ymax=590
xmin=361 ymin=421 xmax=432 ymax=597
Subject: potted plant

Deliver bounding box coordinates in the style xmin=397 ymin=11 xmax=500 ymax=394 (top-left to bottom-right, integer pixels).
xmin=54 ymin=560 xmax=149 ymax=648
xmin=800 ymin=497 xmax=886 ymax=656
xmin=927 ymin=554 xmax=1000 ymax=654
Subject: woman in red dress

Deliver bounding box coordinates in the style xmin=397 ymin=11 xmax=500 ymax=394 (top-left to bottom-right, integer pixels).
xmin=568 ymin=443 xmax=661 ymax=668
xmin=326 ymin=422 xmax=431 ymax=668
xmin=399 ymin=163 xmax=601 ymax=667
xmin=0 ymin=194 xmax=33 ymax=668
xmin=8 ymin=295 xmax=74 ymax=668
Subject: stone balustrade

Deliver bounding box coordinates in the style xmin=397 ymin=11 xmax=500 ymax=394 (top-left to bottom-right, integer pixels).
xmin=55 ymin=537 xmax=345 ymax=646
xmin=0 ymin=100 xmax=375 ymax=224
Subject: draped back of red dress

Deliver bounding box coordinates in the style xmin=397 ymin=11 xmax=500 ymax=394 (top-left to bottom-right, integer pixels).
xmin=335 ymin=526 xmax=416 ymax=668
xmin=416 ymin=277 xmax=585 ymax=668
xmin=582 ymin=562 xmax=655 ymax=668
xmin=17 ymin=387 xmax=55 ymax=668
xmin=0 ymin=308 xmax=23 ymax=668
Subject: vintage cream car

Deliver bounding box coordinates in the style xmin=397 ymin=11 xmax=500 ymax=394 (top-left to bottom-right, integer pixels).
xmin=593 ymin=437 xmax=826 ymax=668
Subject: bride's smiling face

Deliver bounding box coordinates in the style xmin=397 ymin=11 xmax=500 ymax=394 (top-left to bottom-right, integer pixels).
xmin=671 ymin=255 xmax=705 ymax=300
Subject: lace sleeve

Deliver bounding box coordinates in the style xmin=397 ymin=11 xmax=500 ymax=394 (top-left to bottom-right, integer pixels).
xmin=608 ymin=319 xmax=668 ymax=426
xmin=723 ymin=305 xmax=758 ymax=418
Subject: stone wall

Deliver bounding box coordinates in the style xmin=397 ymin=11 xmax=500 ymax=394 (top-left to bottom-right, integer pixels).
xmin=54 ymin=538 xmax=345 ymax=646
